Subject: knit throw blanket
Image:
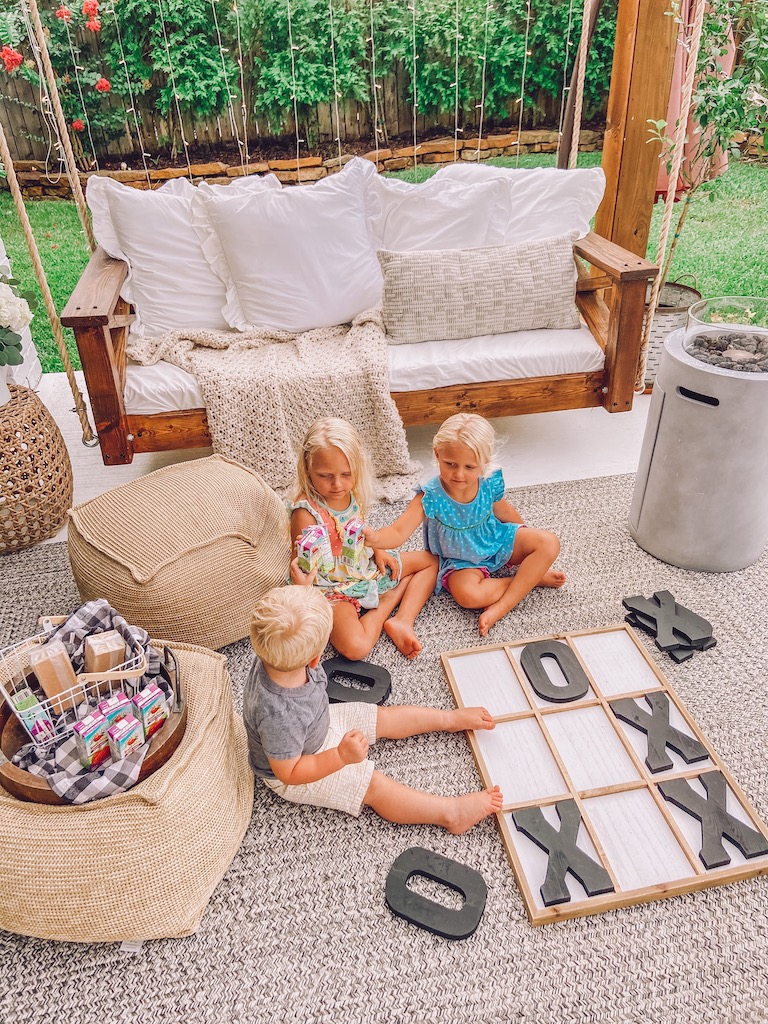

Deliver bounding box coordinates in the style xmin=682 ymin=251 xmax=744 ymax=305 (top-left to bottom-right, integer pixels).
xmin=126 ymin=309 xmax=421 ymax=500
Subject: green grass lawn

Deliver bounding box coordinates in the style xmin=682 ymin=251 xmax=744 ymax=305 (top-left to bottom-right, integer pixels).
xmin=1 ymin=153 xmax=766 ymax=373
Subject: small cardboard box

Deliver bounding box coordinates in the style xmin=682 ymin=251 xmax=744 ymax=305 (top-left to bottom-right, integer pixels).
xmin=28 ymin=639 xmax=78 ymax=714
xmin=84 ymin=630 xmax=126 ymax=675
xmin=131 ymin=683 xmax=168 ymax=740
xmin=98 ymin=691 xmax=131 ymax=728
xmin=296 ymin=525 xmax=334 ymax=576
xmin=107 ymin=714 xmax=144 ymax=761
xmin=73 ymin=711 xmax=110 ymax=769
xmin=11 ymin=685 xmax=55 ymax=740
xmin=341 ymin=516 xmax=366 ymax=567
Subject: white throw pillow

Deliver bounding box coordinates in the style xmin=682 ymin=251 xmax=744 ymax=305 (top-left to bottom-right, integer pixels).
xmin=378 ymin=233 xmax=580 ymax=345
xmin=87 ymin=175 xmax=280 ymax=337
xmin=434 ymin=164 xmax=605 ymax=242
xmin=190 ymin=160 xmax=382 ymax=333
xmin=365 ymin=172 xmax=511 ymax=251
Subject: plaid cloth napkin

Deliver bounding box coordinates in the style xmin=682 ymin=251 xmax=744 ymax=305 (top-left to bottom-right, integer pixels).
xmin=44 ymin=598 xmax=161 ymax=691
xmin=14 ymin=733 xmax=149 ymax=804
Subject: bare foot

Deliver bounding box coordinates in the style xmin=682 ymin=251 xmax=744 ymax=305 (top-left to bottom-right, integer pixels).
xmin=536 ymin=569 xmax=567 ymax=589
xmin=478 ymin=600 xmax=508 ymax=637
xmin=449 ymin=706 xmax=496 ymax=732
xmin=384 ymin=617 xmax=423 ymax=660
xmin=446 ymin=786 xmax=503 ymax=835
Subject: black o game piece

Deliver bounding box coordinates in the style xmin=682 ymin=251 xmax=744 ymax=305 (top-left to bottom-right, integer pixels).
xmin=322 ymin=656 xmax=391 ymax=705
xmin=385 ymin=847 xmax=487 ymax=940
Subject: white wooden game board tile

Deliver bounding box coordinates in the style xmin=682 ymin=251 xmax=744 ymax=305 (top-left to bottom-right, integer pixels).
xmin=583 ymin=789 xmax=693 ymax=890
xmin=663 ymin=772 xmax=758 ymax=869
xmin=543 ymin=706 xmax=641 ymax=792
xmin=474 ymin=719 xmax=567 ymax=805
xmin=507 ymin=643 xmax=596 ymax=708
xmin=615 ymin=695 xmax=714 ymax=774
xmin=503 ymin=805 xmax=605 ymax=910
xmin=570 ymin=629 xmax=659 ymax=698
xmin=444 ymin=649 xmax=530 ymax=716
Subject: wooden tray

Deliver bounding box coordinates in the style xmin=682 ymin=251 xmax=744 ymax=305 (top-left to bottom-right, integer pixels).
xmin=0 ymin=697 xmax=187 ymax=805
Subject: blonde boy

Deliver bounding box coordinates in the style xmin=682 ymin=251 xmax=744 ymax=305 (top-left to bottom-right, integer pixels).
xmin=244 ymin=585 xmax=502 ymax=834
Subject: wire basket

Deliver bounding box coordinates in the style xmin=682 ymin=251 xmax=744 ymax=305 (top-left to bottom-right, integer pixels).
xmin=0 ymin=617 xmax=148 ymax=753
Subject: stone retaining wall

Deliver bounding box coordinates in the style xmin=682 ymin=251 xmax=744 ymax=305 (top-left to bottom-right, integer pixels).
xmin=4 ymin=129 xmax=603 ymax=198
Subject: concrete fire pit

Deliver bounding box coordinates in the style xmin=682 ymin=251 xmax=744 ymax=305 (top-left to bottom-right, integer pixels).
xmin=630 ymin=321 xmax=768 ymax=572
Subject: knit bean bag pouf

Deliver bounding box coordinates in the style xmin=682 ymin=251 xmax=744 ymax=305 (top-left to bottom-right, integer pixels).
xmin=0 ymin=642 xmax=254 ymax=943
xmin=68 ymin=454 xmax=290 ymax=649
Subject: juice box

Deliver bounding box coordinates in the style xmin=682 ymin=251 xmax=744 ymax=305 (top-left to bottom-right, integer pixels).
xmin=107 ymin=714 xmax=144 ymax=761
xmin=10 ymin=685 xmax=55 ymax=739
xmin=73 ymin=711 xmax=110 ymax=769
xmin=341 ymin=516 xmax=366 ymax=567
xmin=98 ymin=691 xmax=131 ymax=728
xmin=296 ymin=525 xmax=333 ymax=576
xmin=131 ymin=683 xmax=168 ymax=740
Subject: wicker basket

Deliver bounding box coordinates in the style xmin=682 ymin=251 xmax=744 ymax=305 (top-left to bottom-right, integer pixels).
xmin=0 ymin=384 xmax=73 ymax=554
xmin=643 ymin=279 xmax=702 ymax=387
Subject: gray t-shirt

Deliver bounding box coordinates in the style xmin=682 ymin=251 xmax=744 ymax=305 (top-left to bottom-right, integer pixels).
xmin=242 ymin=657 xmax=330 ymax=778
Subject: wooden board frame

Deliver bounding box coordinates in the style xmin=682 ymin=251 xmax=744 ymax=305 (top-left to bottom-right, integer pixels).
xmin=441 ymin=624 xmax=768 ymax=926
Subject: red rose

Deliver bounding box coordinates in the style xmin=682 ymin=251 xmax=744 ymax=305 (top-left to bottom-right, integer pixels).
xmin=72 ymin=118 xmax=85 ymax=132
xmin=82 ymin=0 xmax=99 ymax=14
xmin=95 ymin=77 xmax=110 ymax=93
xmin=85 ymin=16 xmax=101 ymax=30
xmin=1 ymin=45 xmax=23 ymax=74
xmin=55 ymin=5 xmax=72 ymax=21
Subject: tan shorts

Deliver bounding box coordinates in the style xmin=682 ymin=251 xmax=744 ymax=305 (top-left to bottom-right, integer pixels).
xmin=261 ymin=702 xmax=378 ymax=816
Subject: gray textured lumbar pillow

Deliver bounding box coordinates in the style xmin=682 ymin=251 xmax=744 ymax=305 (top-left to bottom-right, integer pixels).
xmin=378 ymin=231 xmax=580 ymax=345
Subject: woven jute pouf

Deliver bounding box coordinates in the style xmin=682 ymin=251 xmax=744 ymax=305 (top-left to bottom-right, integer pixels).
xmin=0 ymin=383 xmax=73 ymax=554
xmin=0 ymin=642 xmax=254 ymax=942
xmin=68 ymin=454 xmax=290 ymax=649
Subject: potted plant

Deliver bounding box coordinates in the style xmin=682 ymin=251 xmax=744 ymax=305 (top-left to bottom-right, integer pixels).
xmin=0 ymin=272 xmax=35 ymax=406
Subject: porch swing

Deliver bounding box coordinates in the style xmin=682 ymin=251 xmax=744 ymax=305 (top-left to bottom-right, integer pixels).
xmin=57 ymin=0 xmax=675 ymax=467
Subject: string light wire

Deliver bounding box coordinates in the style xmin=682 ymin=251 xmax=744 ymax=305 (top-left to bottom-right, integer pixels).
xmin=105 ymin=0 xmax=152 ymax=184
xmin=515 ymin=0 xmax=532 ymax=167
xmin=156 ymin=0 xmax=193 ymax=179
xmin=474 ymin=0 xmax=491 ymax=160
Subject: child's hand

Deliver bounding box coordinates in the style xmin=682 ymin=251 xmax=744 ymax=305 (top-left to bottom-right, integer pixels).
xmin=362 ymin=525 xmax=380 ymax=549
xmin=289 ymin=556 xmax=317 ymax=587
xmin=373 ymin=548 xmax=401 ymax=580
xmin=338 ymin=729 xmax=369 ymax=764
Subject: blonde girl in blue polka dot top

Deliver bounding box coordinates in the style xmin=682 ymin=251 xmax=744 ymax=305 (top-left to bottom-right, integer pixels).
xmin=364 ymin=413 xmax=565 ymax=637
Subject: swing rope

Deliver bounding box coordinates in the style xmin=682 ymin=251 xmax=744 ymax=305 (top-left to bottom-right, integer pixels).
xmin=636 ymin=0 xmax=706 ymax=391
xmin=452 ymin=0 xmax=461 ymax=161
xmin=327 ymin=0 xmax=343 ymax=165
xmin=568 ymin=0 xmax=593 ymax=169
xmin=369 ymin=0 xmax=381 ymax=160
xmin=411 ymin=0 xmax=418 ymax=175
xmin=473 ymin=0 xmax=491 ymax=160
xmin=286 ymin=0 xmax=303 ymax=173
xmin=0 ymin=120 xmax=96 ymax=444
xmin=106 ymin=0 xmax=152 ymax=185
xmin=23 ymin=0 xmax=96 ymax=251
xmin=514 ymin=0 xmax=532 ymax=167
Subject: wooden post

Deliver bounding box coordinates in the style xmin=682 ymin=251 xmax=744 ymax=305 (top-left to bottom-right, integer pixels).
xmin=596 ymin=0 xmax=679 ymax=257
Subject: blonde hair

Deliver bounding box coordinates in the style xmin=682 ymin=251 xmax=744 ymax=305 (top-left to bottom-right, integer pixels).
xmin=432 ymin=413 xmax=496 ymax=474
xmin=294 ymin=417 xmax=373 ymax=516
xmin=250 ymin=586 xmax=333 ymax=672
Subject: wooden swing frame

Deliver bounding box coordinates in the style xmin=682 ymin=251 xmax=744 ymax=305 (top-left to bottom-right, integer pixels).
xmin=60 ymin=0 xmax=676 ymax=467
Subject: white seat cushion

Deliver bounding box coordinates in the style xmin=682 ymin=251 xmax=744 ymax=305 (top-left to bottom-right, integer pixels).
xmin=123 ymin=326 xmax=604 ymax=415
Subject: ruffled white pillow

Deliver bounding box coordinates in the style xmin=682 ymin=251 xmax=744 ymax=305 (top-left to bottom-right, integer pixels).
xmin=87 ymin=174 xmax=281 ymax=338
xmin=434 ymin=164 xmax=606 ymax=242
xmin=190 ymin=159 xmax=383 ymax=333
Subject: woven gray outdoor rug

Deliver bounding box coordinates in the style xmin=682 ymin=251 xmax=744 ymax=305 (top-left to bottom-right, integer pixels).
xmin=1 ymin=473 xmax=767 ymax=1024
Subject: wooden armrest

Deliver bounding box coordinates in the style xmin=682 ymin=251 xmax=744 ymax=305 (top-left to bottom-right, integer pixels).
xmin=574 ymin=231 xmax=658 ymax=283
xmin=61 ymin=246 xmax=130 ymax=328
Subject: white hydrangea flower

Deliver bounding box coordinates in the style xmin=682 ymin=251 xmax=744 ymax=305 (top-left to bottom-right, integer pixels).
xmin=0 ymin=281 xmax=33 ymax=334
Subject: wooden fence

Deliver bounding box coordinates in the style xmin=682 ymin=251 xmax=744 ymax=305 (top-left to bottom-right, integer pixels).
xmin=0 ymin=64 xmax=586 ymax=165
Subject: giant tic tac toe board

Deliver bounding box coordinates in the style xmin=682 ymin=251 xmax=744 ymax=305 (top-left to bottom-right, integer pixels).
xmin=441 ymin=625 xmax=768 ymax=925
